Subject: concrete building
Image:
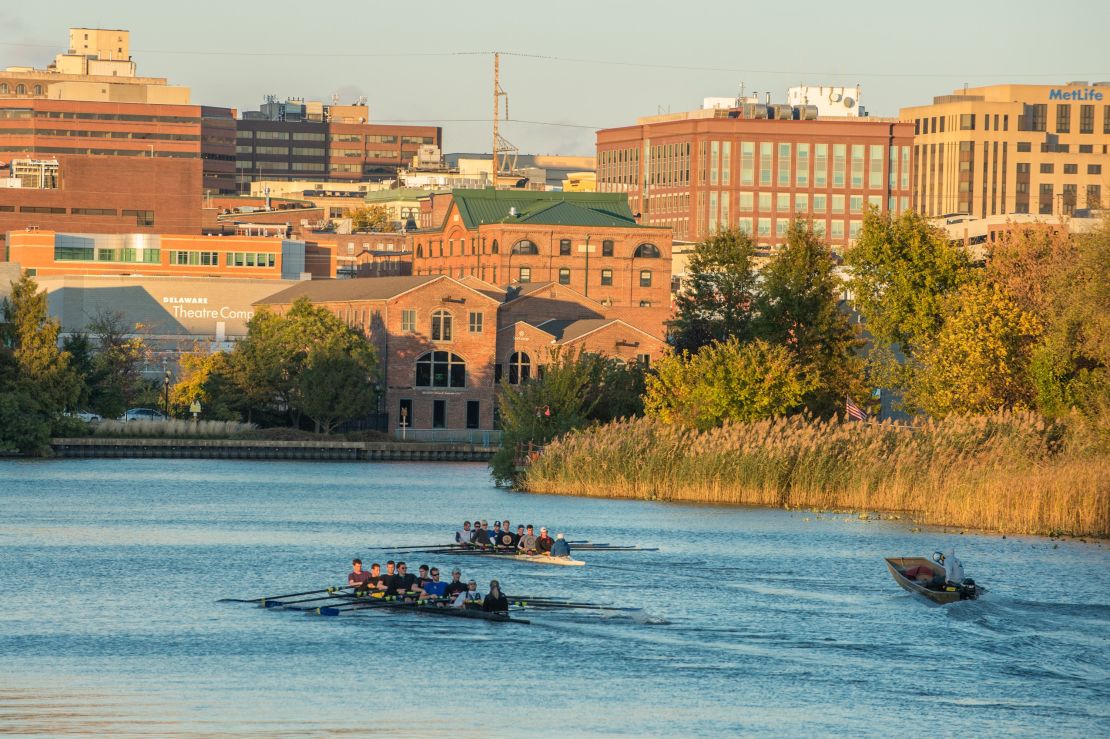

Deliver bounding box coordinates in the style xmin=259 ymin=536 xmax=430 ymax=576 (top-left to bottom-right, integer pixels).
xmin=6 ymin=230 xmax=309 ymax=280
xmin=1 ymin=27 xmax=190 ymax=105
xmin=410 ymin=189 xmax=672 ymax=337
xmin=235 ymin=97 xmax=441 ymax=191
xmin=256 ymin=275 xmax=667 ymax=435
xmin=901 ymin=82 xmax=1110 ymax=218
xmin=596 ymin=105 xmax=913 ymax=248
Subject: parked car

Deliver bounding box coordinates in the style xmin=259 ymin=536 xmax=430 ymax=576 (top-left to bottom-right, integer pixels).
xmin=64 ymin=410 xmax=102 ymax=422
xmin=120 ymin=408 xmax=167 ymax=422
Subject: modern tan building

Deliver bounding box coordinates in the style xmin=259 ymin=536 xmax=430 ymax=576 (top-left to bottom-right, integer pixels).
xmin=901 ymin=82 xmax=1110 ymax=218
xmin=0 ymin=27 xmax=191 ymax=104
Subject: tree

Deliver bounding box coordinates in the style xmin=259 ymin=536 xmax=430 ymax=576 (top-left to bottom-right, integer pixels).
xmin=847 ymin=209 xmax=973 ymax=354
xmin=350 ymin=205 xmax=395 ymax=233
xmin=670 ymin=228 xmax=758 ymax=353
xmin=295 ymin=345 xmax=378 ymax=434
xmin=754 ymin=221 xmax=865 ymax=417
xmin=908 ymin=281 xmax=1042 ymax=416
xmin=170 ymin=344 xmax=240 ymax=420
xmin=643 ymin=339 xmax=815 ymax=431
xmin=0 ymin=272 xmax=81 ymax=417
xmin=490 ymin=347 xmax=639 ymax=484
xmin=84 ymin=309 xmax=148 ymax=419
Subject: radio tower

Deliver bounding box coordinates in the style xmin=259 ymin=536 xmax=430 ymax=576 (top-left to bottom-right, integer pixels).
xmin=492 ymin=52 xmax=518 ymax=183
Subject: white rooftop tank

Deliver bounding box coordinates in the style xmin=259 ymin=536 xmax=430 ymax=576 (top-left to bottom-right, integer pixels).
xmin=786 ymin=85 xmax=865 ymax=117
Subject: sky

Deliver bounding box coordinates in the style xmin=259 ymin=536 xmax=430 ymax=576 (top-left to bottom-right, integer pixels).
xmin=4 ymin=1 xmax=1109 ymax=156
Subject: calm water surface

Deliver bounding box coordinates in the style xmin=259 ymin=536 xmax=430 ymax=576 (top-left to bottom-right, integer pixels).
xmin=0 ymin=459 xmax=1107 ymax=737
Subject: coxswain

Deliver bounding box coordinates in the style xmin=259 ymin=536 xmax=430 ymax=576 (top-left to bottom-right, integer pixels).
xmin=347 ymin=559 xmax=373 ymax=592
xmin=483 ymin=580 xmax=509 ymax=613
xmin=456 ymin=521 xmax=473 ymax=545
xmin=452 ymin=580 xmax=483 ymax=609
xmin=550 ymin=533 xmax=571 ymax=558
xmin=536 ymin=527 xmax=555 ymax=554
xmin=444 ymin=568 xmax=467 ymax=599
xmin=517 ymin=525 xmax=538 ymax=554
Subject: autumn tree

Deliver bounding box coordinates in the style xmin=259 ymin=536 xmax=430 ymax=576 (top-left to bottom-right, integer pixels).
xmin=644 ymin=339 xmax=815 ymax=431
xmin=753 ymin=221 xmax=864 ymax=417
xmin=908 ymin=281 xmax=1042 ymax=416
xmin=350 ymin=204 xmax=395 ymax=233
xmin=670 ymin=228 xmax=758 ymax=353
xmin=170 ymin=344 xmax=240 ymax=420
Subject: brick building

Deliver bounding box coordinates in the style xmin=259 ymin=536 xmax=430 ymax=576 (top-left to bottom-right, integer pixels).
xmin=596 ymin=105 xmax=914 ymax=249
xmin=410 ymin=189 xmax=671 ymax=337
xmin=234 ymin=98 xmax=442 ymax=191
xmin=256 ymin=274 xmax=667 ymax=435
xmin=6 ymin=229 xmax=311 ymax=279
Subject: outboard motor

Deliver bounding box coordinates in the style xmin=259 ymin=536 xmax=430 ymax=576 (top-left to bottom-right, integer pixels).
xmin=959 ymin=578 xmax=979 ymax=600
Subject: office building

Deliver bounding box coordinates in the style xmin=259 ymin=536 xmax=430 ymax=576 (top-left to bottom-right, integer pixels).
xmin=901 ymin=82 xmax=1110 ymax=217
xmin=596 ymin=105 xmax=913 ymax=247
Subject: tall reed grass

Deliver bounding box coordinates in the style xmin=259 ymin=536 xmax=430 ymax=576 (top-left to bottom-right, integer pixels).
xmin=524 ymin=411 xmax=1109 ymax=538
xmin=92 ymin=419 xmax=257 ymax=439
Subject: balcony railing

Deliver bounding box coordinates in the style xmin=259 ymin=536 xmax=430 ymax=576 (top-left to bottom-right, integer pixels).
xmin=392 ymin=428 xmax=501 ymax=445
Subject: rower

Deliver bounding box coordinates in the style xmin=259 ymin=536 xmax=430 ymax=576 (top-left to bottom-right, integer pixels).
xmin=452 ymin=579 xmax=483 ymax=609
xmin=416 ymin=564 xmax=431 ymax=589
xmin=422 ymin=567 xmax=448 ymax=598
xmin=483 ymin=580 xmax=509 ymax=613
xmin=514 ymin=525 xmax=526 ymax=548
xmin=501 ymin=519 xmax=516 ymax=547
xmin=347 ymin=558 xmax=373 ymax=592
xmin=536 ymin=527 xmax=555 ymax=554
xmin=444 ymin=568 xmax=467 ymax=599
xmin=363 ymin=563 xmax=387 ymax=592
xmin=550 ymin=533 xmax=571 ymax=558
xmin=517 ymin=525 xmax=538 ymax=554
xmin=472 ymin=520 xmax=492 ymax=548
xmin=378 ymin=560 xmax=397 ymax=594
xmin=490 ymin=521 xmax=504 ymax=547
xmin=456 ymin=521 xmax=473 ymax=545
xmin=391 ymin=561 xmax=423 ymax=599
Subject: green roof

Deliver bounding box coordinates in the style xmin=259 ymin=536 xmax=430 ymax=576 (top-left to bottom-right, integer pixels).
xmin=363 ymin=188 xmax=446 ymax=204
xmin=449 ymin=189 xmax=642 ymax=229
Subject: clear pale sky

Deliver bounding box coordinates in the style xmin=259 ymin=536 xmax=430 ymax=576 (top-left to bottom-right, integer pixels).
xmin=4 ymin=1 xmax=1109 ymax=156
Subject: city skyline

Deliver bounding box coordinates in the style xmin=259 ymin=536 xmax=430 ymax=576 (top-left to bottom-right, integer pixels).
xmin=3 ymin=0 xmax=1109 ymax=155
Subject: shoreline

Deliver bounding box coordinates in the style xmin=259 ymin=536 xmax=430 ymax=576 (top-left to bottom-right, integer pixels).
xmin=43 ymin=437 xmax=496 ymax=462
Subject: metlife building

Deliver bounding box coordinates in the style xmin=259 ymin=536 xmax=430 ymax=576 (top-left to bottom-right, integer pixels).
xmin=901 ymin=82 xmax=1110 ymax=219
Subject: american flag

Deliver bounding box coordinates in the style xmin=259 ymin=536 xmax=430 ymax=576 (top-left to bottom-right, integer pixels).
xmin=846 ymin=396 xmax=869 ymax=422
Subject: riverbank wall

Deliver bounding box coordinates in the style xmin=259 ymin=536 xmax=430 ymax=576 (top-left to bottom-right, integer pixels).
xmin=50 ymin=437 xmax=495 ymax=462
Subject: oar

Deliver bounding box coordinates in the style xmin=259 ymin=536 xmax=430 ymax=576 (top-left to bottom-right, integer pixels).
xmin=263 ymin=590 xmax=369 ymax=608
xmin=364 ymin=544 xmax=461 ymax=551
xmin=510 ymin=600 xmax=641 ymax=612
xmin=217 ymin=586 xmax=349 ymax=604
xmin=313 ymin=596 xmax=454 ymax=617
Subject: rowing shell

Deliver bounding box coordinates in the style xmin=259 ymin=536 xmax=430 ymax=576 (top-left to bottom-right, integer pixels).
xmin=481 ymin=553 xmax=585 ymax=567
xmin=325 ymin=594 xmax=530 ymax=623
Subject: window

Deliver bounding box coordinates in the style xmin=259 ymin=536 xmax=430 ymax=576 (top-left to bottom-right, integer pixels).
xmin=636 ymin=354 xmax=651 ymax=368
xmin=1064 ymin=163 xmax=1078 ymax=174
xmin=778 ymin=143 xmax=791 ymax=186
xmin=600 ymin=269 xmax=613 ymax=286
xmin=639 ymin=300 xmax=653 ymax=308
xmin=775 ymin=219 xmax=788 ymax=237
xmin=831 ymin=220 xmax=845 ymax=239
xmin=814 ymin=143 xmax=828 ymax=187
xmin=639 ymin=270 xmax=652 ymax=287
xmin=602 ymin=240 xmax=614 ymax=257
xmin=758 ymin=218 xmax=771 ymax=237
xmin=776 ymin=193 xmax=790 ymax=212
xmin=738 ymin=217 xmax=753 ymax=234
xmin=15 ymin=84 xmax=26 ymax=95
xmin=832 ymin=195 xmax=845 ymax=214
xmin=518 ymin=267 xmax=531 ymax=283
xmin=1040 ymin=163 xmax=1054 ymax=174
xmin=466 ymin=400 xmax=480 ymax=430
xmin=432 ymin=400 xmax=447 ymax=429
xmin=740 ymin=141 xmax=754 ymax=185
xmin=431 ymin=310 xmax=452 ymax=341
xmin=1017 ymin=142 xmax=1031 ymax=152
xmin=491 ymin=240 xmax=499 ymax=254
xmin=468 ymin=311 xmax=483 ymax=333
xmin=1056 ymin=104 xmax=1071 ymax=134
xmin=511 ymin=239 xmax=538 ymax=255
xmin=850 ymin=145 xmax=865 ymax=188
xmin=1089 ymin=164 xmax=1102 ymax=175
xmin=558 ymin=267 xmax=571 ymax=285
xmin=795 ymin=193 xmax=808 ymax=212
xmin=796 ymin=143 xmax=809 ymax=187
xmin=959 ymin=114 xmax=975 ymax=130
xmin=832 ymin=144 xmax=846 ymax=187
xmin=1080 ymin=105 xmax=1095 ymax=134
xmin=415 ymin=351 xmax=466 ymax=388
xmin=759 ymin=142 xmax=772 ymax=185
xmin=758 ymin=192 xmax=772 ymax=212
xmin=559 ymin=238 xmax=571 ymax=256
xmin=633 ymin=243 xmax=660 ymax=258
xmin=813 ymin=194 xmax=826 ymax=213
xmin=508 ymin=352 xmax=531 ymax=384
xmin=739 ymin=192 xmax=754 ymax=211
xmin=869 ymin=145 xmax=884 ymax=189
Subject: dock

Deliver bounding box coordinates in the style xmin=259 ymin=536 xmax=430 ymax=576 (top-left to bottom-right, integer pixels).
xmin=49 ymin=437 xmax=496 ymax=462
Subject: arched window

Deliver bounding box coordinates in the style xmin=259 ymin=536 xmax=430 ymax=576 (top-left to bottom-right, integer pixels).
xmin=491 ymin=239 xmax=499 ymax=254
xmin=32 ymin=84 xmax=43 ymax=95
xmin=15 ymin=84 xmax=26 ymax=95
xmin=0 ymin=83 xmax=8 ymax=94
xmin=431 ymin=309 xmax=452 ymax=341
xmin=511 ymin=239 xmax=538 ymax=255
xmin=634 ymin=243 xmax=661 ymax=258
xmin=416 ymin=351 xmax=466 ymax=388
xmin=508 ymin=352 xmax=531 ymax=384
xmin=416 ymin=245 xmax=423 ymax=258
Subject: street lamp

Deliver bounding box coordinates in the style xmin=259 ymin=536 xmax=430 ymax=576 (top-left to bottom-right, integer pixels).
xmin=162 ymin=369 xmax=172 ymax=418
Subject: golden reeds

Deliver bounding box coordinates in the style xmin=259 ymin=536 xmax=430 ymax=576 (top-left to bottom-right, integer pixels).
xmin=92 ymin=419 xmax=257 ymax=438
xmin=523 ymin=411 xmax=1109 ymax=538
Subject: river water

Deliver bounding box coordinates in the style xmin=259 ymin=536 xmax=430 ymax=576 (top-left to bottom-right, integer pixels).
xmin=0 ymin=459 xmax=1107 ymax=737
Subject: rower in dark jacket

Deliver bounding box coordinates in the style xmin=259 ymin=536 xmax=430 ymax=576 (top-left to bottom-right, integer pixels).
xmin=483 ymin=580 xmax=509 ymax=613
xmin=550 ymin=533 xmax=571 ymax=558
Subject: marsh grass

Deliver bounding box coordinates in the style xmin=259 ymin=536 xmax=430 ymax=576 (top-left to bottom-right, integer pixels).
xmin=524 ymin=411 xmax=1109 ymax=538
xmin=93 ymin=419 xmax=257 ymax=439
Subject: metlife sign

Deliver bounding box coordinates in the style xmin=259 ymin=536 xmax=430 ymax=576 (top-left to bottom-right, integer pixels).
xmin=1049 ymin=88 xmax=1104 ymax=101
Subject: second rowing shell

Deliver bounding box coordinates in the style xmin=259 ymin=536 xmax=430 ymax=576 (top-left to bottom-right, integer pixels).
xmin=487 ymin=553 xmax=585 ymax=567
